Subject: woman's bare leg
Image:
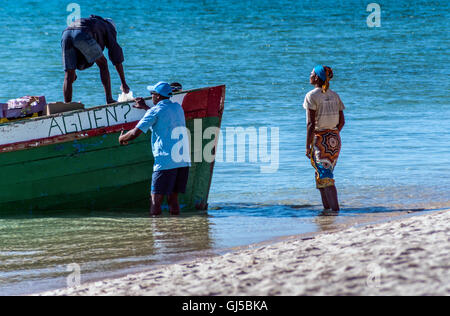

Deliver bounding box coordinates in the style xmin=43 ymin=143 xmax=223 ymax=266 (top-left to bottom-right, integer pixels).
xmin=324 ymin=186 xmax=340 ymax=212
xmin=319 ymin=188 xmax=331 ymax=210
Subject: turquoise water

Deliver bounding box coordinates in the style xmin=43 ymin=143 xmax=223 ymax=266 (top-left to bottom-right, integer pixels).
xmin=0 ymin=0 xmax=449 ymax=295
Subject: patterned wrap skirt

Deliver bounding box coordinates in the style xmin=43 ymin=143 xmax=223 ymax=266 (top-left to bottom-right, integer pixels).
xmin=310 ymin=129 xmax=341 ymax=189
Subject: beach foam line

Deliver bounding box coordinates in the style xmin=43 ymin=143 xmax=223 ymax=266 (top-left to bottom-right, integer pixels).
xmin=35 ymin=210 xmax=450 ymax=296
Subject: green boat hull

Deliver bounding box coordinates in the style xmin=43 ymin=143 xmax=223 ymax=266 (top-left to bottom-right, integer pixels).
xmin=0 ymin=86 xmax=224 ymax=214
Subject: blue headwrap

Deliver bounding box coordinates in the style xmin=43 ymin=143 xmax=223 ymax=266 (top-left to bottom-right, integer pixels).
xmin=314 ymin=65 xmax=333 ymax=93
xmin=314 ymin=65 xmax=327 ymax=82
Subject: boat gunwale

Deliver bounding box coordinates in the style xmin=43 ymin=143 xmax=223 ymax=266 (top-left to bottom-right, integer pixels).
xmin=0 ymin=85 xmax=225 ymax=127
xmin=0 ymin=85 xmax=226 ymax=153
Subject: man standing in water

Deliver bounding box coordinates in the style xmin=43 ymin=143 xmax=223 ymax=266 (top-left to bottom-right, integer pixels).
xmin=119 ymin=82 xmax=191 ymax=216
xmin=304 ymin=65 xmax=345 ymax=213
xmin=61 ymin=15 xmax=130 ymax=104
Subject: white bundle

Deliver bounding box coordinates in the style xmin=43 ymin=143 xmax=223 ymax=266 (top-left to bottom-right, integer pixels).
xmin=118 ymin=91 xmax=134 ymax=102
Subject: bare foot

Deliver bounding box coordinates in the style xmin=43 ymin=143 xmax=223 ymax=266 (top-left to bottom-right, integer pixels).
xmin=319 ymin=209 xmax=339 ymax=216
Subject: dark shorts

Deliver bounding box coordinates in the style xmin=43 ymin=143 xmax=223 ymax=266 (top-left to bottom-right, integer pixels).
xmin=151 ymin=167 xmax=190 ymax=195
xmin=61 ymin=29 xmax=103 ymax=71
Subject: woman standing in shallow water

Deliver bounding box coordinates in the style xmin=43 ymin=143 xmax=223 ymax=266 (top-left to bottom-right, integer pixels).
xmin=303 ymin=65 xmax=345 ymax=212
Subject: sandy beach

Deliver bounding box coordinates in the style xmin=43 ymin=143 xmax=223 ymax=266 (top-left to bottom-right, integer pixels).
xmin=37 ymin=210 xmax=450 ymax=296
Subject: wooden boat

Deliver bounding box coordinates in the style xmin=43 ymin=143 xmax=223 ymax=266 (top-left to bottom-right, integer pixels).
xmin=0 ymin=85 xmax=225 ymax=214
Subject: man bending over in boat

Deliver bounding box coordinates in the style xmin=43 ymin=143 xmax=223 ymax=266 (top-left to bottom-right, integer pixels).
xmin=61 ymin=15 xmax=130 ymax=104
xmin=119 ymin=82 xmax=191 ymax=216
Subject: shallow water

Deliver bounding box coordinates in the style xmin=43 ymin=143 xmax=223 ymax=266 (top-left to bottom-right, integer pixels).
xmin=0 ymin=206 xmax=432 ymax=295
xmin=0 ymin=0 xmax=449 ymax=295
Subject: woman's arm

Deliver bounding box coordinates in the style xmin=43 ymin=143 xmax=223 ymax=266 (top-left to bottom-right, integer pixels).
xmin=306 ymin=109 xmax=316 ymax=159
xmin=337 ymin=111 xmax=345 ymax=132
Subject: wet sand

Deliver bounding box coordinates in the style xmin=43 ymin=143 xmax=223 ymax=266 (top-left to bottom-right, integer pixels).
xmin=36 ymin=209 xmax=450 ymax=296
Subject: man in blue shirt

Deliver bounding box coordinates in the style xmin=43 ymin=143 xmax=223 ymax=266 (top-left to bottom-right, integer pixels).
xmin=61 ymin=15 xmax=130 ymax=104
xmin=119 ymin=82 xmax=191 ymax=216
